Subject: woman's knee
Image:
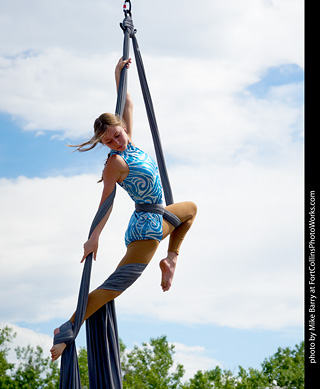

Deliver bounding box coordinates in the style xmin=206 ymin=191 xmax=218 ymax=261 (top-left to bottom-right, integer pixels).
xmin=186 ymin=201 xmax=197 ymax=219
xmin=169 ymin=201 xmax=197 ymax=222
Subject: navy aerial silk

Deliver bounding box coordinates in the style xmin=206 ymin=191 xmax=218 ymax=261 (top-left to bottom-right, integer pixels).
xmin=56 ymin=6 xmax=176 ymax=388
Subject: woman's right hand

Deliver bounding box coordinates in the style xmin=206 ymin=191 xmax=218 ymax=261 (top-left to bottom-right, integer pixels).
xmin=81 ymin=236 xmax=99 ymax=263
xmin=115 ymin=57 xmax=132 ymax=85
xmin=116 ymin=56 xmax=131 ymax=73
xmin=115 ymin=57 xmax=134 ymax=138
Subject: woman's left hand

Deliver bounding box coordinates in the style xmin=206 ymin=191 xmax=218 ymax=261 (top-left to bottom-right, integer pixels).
xmin=81 ymin=236 xmax=99 ymax=263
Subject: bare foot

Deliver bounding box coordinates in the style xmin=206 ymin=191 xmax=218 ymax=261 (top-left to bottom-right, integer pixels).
xmin=159 ymin=253 xmax=178 ymax=292
xmin=50 ymin=327 xmax=67 ymax=361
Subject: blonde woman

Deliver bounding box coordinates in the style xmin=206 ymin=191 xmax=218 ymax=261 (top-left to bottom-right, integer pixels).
xmin=50 ymin=57 xmax=196 ymax=361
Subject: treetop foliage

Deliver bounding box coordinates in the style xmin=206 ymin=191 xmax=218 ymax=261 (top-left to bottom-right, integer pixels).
xmin=0 ymin=325 xmax=304 ymax=388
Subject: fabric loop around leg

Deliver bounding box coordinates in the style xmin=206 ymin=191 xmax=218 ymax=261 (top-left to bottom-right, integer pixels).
xmin=98 ymin=263 xmax=148 ymax=292
xmin=53 ymin=320 xmax=74 ymax=346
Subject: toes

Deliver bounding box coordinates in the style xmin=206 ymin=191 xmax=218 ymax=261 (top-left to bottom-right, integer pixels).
xmin=161 ymin=281 xmax=171 ymax=292
xmin=50 ymin=344 xmax=64 ymax=361
xmin=161 ymin=282 xmax=168 ymax=291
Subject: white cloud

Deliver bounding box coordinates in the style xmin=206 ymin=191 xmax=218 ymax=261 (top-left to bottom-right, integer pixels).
xmin=0 ymin=50 xmax=120 ymax=138
xmin=206 ymin=0 xmax=304 ymax=67
xmin=1 ymin=1 xmax=303 ymax=62
xmin=0 ymin=174 xmax=132 ymax=323
xmin=0 ymin=0 xmax=303 ymax=143
xmin=0 ymin=152 xmax=303 ymax=331
xmin=0 ymin=50 xmax=303 ymax=173
xmin=173 ymin=342 xmax=222 ymax=380
xmin=0 ymin=0 xmax=119 ymax=56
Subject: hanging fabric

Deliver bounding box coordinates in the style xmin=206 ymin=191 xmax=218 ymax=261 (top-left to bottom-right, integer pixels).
xmin=56 ymin=2 xmax=177 ymax=387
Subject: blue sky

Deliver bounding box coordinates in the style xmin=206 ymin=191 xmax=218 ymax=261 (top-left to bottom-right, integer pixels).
xmin=0 ymin=112 xmax=108 ymax=178
xmin=1 ymin=0 xmax=304 ymax=381
xmin=1 ymin=63 xmax=303 ymax=178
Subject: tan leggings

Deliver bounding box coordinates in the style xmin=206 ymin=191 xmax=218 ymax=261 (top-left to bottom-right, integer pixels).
xmin=70 ymin=201 xmax=197 ymax=323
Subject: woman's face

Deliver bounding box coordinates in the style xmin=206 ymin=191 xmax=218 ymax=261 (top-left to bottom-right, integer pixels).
xmin=102 ymin=125 xmax=129 ymax=151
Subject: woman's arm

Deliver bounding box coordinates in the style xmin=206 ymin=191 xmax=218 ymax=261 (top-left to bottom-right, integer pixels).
xmin=115 ymin=57 xmax=133 ymax=140
xmin=80 ymin=155 xmax=126 ymax=262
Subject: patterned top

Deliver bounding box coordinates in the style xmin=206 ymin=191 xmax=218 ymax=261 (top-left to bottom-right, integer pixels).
xmin=110 ymin=143 xmax=163 ymax=246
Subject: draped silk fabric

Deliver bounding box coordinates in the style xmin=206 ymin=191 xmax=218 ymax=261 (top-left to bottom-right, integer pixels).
xmin=56 ymin=8 xmax=175 ymax=388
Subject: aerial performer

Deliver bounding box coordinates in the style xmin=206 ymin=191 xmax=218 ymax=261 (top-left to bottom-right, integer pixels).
xmin=50 ymin=2 xmax=196 ymax=387
xmin=50 ymin=57 xmax=196 ymax=359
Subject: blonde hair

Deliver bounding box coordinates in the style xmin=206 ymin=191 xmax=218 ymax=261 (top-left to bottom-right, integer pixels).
xmin=70 ymin=113 xmax=126 ymax=152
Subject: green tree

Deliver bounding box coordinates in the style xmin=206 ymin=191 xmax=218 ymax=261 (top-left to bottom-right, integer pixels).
xmin=122 ymin=335 xmax=185 ymax=389
xmin=0 ymin=325 xmax=305 ymax=389
xmin=236 ymin=366 xmax=268 ymax=388
xmin=260 ymin=341 xmax=305 ymax=388
xmin=0 ymin=326 xmax=17 ymax=388
xmin=78 ymin=346 xmax=89 ymax=388
xmin=13 ymin=344 xmax=59 ymax=389
xmin=183 ymin=342 xmax=304 ymax=388
xmin=0 ymin=325 xmax=59 ymax=389
xmin=182 ymin=369 xmax=214 ymax=388
xmin=182 ymin=366 xmax=239 ymax=389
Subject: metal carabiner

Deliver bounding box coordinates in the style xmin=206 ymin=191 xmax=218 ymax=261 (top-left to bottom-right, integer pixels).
xmin=123 ymin=0 xmax=132 ymax=16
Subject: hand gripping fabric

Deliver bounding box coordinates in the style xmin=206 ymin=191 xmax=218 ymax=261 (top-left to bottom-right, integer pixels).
xmin=56 ymin=5 xmax=179 ymax=388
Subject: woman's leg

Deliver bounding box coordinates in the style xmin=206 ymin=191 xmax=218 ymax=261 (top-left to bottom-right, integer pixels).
xmin=67 ymin=199 xmax=197 ymax=323
xmin=160 ymin=201 xmax=197 ymax=291
xmin=51 ymin=239 xmax=159 ymax=361
xmin=51 ymin=202 xmax=196 ymax=360
xmin=65 ymin=203 xmax=196 ymax=323
xmin=70 ymin=200 xmax=197 ymax=330
xmin=71 ymin=239 xmax=160 ymax=323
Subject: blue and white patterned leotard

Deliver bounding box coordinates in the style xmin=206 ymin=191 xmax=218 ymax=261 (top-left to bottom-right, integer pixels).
xmin=110 ymin=143 xmax=163 ymax=246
